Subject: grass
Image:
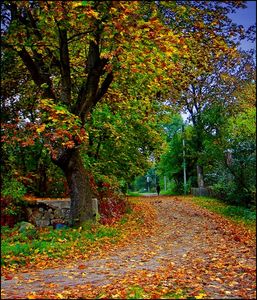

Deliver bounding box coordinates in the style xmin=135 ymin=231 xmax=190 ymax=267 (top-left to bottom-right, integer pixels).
xmin=1 ymin=224 xmax=120 ymax=265
xmin=190 ymin=196 xmax=256 ymax=231
xmin=126 ymin=286 xmax=148 ymax=299
xmin=160 ymin=190 xmax=176 ymax=196
xmin=126 ymin=191 xmax=143 ymax=197
xmin=1 ymin=199 xmax=151 ymax=269
xmin=1 ymin=220 xmax=122 ymax=267
xmin=161 ymin=290 xmax=187 ymax=299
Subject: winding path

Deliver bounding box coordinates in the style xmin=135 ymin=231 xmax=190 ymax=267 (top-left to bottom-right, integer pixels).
xmin=1 ymin=196 xmax=256 ymax=299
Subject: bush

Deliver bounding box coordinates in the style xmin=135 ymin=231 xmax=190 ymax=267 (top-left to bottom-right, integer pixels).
xmin=1 ymin=178 xmax=27 ymax=226
xmin=212 ymin=180 xmax=254 ymax=207
xmin=2 ymin=178 xmax=27 ymax=200
xmin=99 ymin=196 xmax=127 ymax=225
xmin=89 ymin=175 xmax=129 ymax=224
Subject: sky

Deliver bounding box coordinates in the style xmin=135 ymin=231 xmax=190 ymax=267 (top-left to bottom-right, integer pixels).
xmin=228 ymin=1 xmax=256 ymax=51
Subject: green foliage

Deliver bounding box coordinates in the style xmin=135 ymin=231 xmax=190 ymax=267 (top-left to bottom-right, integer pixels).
xmin=157 ymin=115 xmax=197 ymax=194
xmin=202 ymin=87 xmax=256 ymax=207
xmin=126 ymin=192 xmax=142 ymax=197
xmin=129 ymin=176 xmax=147 ymax=193
xmin=1 ymin=178 xmax=27 ymax=218
xmin=1 ymin=140 xmax=68 ymax=198
xmin=86 ymin=101 xmax=164 ymax=187
xmin=159 ymin=179 xmax=192 ymax=196
xmin=2 ymin=178 xmax=27 ymax=200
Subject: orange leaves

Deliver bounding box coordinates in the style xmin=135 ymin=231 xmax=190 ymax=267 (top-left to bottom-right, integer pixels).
xmin=62 ymin=140 xmax=75 ymax=149
xmin=35 ymin=98 xmax=89 ymax=155
xmin=85 ymin=9 xmax=100 ymax=19
xmin=4 ymin=274 xmax=13 ymax=280
xmin=36 ymin=124 xmax=46 ymax=134
xmin=27 ymin=293 xmax=38 ymax=299
xmin=1 ymin=196 xmax=256 ymax=299
xmin=78 ymin=264 xmax=86 ymax=270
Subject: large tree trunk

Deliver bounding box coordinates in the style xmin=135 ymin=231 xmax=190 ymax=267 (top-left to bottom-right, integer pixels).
xmin=8 ymin=4 xmax=114 ymax=226
xmin=54 ymin=148 xmax=93 ymax=226
xmin=196 ymin=164 xmax=205 ymax=188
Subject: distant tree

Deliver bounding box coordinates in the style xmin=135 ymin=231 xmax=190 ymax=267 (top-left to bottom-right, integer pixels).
xmin=157 ymin=1 xmax=255 ymax=188
xmin=173 ymin=49 xmax=255 ymax=188
xmin=157 ymin=115 xmax=197 ymax=194
xmin=202 ymin=78 xmax=256 ymax=206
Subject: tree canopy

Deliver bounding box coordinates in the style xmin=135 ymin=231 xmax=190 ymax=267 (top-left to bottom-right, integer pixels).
xmin=1 ymin=0 xmax=255 ymax=224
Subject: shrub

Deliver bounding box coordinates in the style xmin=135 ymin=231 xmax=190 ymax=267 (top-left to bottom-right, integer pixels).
xmin=212 ymin=180 xmax=254 ymax=207
xmin=2 ymin=178 xmax=27 ymax=200
xmin=1 ymin=178 xmax=27 ymax=226
xmin=99 ymin=196 xmax=127 ymax=225
xmin=89 ymin=175 xmax=129 ymax=224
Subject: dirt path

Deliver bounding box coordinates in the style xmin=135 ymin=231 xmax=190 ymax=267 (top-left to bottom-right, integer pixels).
xmin=1 ymin=196 xmax=256 ymax=299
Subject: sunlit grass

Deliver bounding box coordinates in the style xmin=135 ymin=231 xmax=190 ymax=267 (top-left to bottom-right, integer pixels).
xmin=126 ymin=191 xmax=143 ymax=197
xmin=1 ymin=223 xmax=121 ymax=266
xmin=189 ymin=196 xmax=256 ymax=232
xmin=1 ymin=199 xmax=153 ymax=269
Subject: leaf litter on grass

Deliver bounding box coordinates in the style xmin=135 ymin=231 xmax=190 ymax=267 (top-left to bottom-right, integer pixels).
xmin=1 ymin=196 xmax=256 ymax=299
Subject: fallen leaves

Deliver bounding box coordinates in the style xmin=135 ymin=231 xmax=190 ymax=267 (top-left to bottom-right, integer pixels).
xmin=78 ymin=264 xmax=86 ymax=270
xmin=27 ymin=293 xmax=37 ymax=299
xmin=1 ymin=196 xmax=256 ymax=299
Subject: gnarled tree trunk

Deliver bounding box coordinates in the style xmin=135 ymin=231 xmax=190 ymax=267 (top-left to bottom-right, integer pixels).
xmin=54 ymin=148 xmax=93 ymax=226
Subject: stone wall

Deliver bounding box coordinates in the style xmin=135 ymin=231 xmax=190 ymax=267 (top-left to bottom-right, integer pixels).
xmin=26 ymin=199 xmax=70 ymax=227
xmin=25 ymin=198 xmax=98 ymax=227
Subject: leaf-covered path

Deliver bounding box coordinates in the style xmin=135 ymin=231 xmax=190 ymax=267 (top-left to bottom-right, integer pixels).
xmin=1 ymin=196 xmax=256 ymax=299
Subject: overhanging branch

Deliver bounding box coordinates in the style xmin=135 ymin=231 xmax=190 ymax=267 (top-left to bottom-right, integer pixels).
xmin=95 ymin=72 xmax=114 ymax=103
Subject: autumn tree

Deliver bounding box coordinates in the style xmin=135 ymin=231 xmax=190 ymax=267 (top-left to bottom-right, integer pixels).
xmin=1 ymin=1 xmax=190 ymax=225
xmin=2 ymin=1 xmax=251 ymax=225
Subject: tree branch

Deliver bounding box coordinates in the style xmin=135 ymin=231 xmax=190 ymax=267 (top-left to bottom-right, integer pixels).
xmin=67 ymin=30 xmax=93 ymax=43
xmin=17 ymin=47 xmax=56 ymax=100
xmin=95 ymin=72 xmax=114 ymax=103
xmin=58 ymin=26 xmax=72 ymax=105
xmin=26 ymin=7 xmax=61 ymax=68
xmin=73 ymin=40 xmax=106 ymax=122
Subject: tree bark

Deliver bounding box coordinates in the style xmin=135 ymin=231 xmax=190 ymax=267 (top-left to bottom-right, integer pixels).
xmin=54 ymin=148 xmax=93 ymax=226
